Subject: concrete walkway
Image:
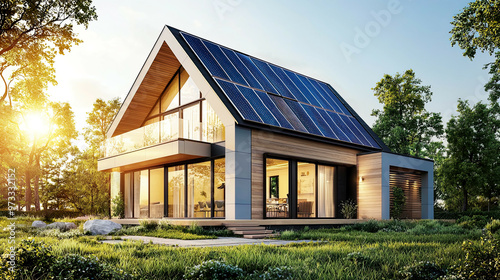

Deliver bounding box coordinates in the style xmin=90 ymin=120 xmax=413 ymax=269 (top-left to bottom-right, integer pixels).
xmin=101 ymin=236 xmax=317 ymax=248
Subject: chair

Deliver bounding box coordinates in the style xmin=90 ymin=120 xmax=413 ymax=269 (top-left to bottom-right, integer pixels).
xmin=298 ymin=201 xmax=313 ymax=218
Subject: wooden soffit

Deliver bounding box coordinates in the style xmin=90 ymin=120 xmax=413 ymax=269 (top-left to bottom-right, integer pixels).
xmin=111 ymin=42 xmax=180 ymax=137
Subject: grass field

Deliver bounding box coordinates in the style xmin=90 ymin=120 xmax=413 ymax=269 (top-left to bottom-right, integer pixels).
xmin=0 ymin=217 xmax=496 ymax=279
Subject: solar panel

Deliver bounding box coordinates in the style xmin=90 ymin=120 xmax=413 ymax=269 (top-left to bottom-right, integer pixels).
xmin=284 ymin=99 xmax=322 ymax=136
xmin=235 ymin=85 xmax=280 ymax=127
xmin=316 ymin=108 xmax=350 ymax=142
xmin=253 ymin=90 xmax=295 ymax=130
xmin=220 ymin=47 xmax=264 ymax=91
xmin=270 ymin=95 xmax=308 ymax=133
xmin=181 ymin=33 xmax=230 ymax=80
xmin=346 ymin=117 xmax=380 ymax=148
xmin=301 ymin=104 xmax=337 ymax=139
xmin=203 ymin=40 xmax=249 ymax=86
xmin=315 ymin=81 xmax=351 ymax=116
xmin=215 ymin=79 xmax=262 ymax=123
xmin=282 ymin=69 xmax=318 ymax=105
xmin=235 ymin=53 xmax=277 ymax=94
xmin=181 ymin=31 xmax=382 ymax=150
xmin=251 ymin=58 xmax=296 ymax=100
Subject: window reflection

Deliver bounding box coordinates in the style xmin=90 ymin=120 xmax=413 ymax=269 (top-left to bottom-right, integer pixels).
xmin=266 ymin=159 xmax=289 ymax=218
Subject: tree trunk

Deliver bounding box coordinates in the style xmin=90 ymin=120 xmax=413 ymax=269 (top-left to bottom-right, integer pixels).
xmin=25 ymin=169 xmax=32 ymax=211
xmin=461 ymin=184 xmax=468 ymax=212
xmin=34 ymin=155 xmax=41 ymax=211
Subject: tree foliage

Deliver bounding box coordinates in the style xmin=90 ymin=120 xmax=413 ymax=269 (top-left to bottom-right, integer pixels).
xmin=438 ymin=100 xmax=500 ymax=211
xmin=0 ymin=0 xmax=98 ymax=104
xmin=450 ymin=0 xmax=500 ymax=101
xmin=371 ymin=69 xmax=444 ymax=157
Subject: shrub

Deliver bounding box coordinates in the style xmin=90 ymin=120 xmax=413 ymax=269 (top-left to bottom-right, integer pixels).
xmin=457 ymin=215 xmax=489 ymax=229
xmin=486 ymin=219 xmax=500 ymax=237
xmin=340 ymin=199 xmax=358 ymax=219
xmin=187 ymin=223 xmax=204 ymax=235
xmin=36 ymin=228 xmax=83 ymax=239
xmin=158 ymin=219 xmax=173 ymax=230
xmin=398 ymin=261 xmax=448 ymax=280
xmin=256 ymin=266 xmax=296 ymax=279
xmin=450 ymin=237 xmax=500 ymax=279
xmin=51 ymin=254 xmax=134 ymax=279
xmin=139 ymin=219 xmax=159 ymax=231
xmin=184 ymin=260 xmax=244 ymax=280
xmin=391 ymin=186 xmax=407 ymax=219
xmin=407 ymin=220 xmax=466 ymax=235
xmin=344 ymin=251 xmax=371 ymax=265
xmin=111 ymin=194 xmax=125 ymax=218
xmin=279 ymin=230 xmax=301 ymax=240
xmin=0 ymin=238 xmax=55 ymax=279
xmin=348 ymin=220 xmax=381 ymax=233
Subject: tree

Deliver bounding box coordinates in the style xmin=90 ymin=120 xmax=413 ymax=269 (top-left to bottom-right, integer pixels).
xmin=450 ymin=0 xmax=500 ymax=101
xmin=1 ymin=0 xmax=98 ymax=104
xmin=438 ymin=100 xmax=500 ymax=211
xmin=21 ymin=101 xmax=77 ymax=210
xmin=59 ymin=97 xmax=120 ymax=215
xmin=371 ymin=69 xmax=444 ymax=157
xmin=84 ymin=97 xmax=121 ymax=153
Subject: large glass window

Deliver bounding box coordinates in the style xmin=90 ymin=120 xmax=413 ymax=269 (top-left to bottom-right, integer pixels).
xmin=182 ymin=104 xmax=201 ymax=140
xmin=318 ymin=165 xmax=335 ymax=218
xmin=133 ymin=170 xmax=149 ymax=218
xmin=214 ymin=158 xmax=225 ymax=217
xmin=161 ymin=72 xmax=179 ymax=112
xmin=150 ymin=168 xmax=164 ymax=218
xmin=297 ymin=162 xmax=316 ymax=218
xmin=188 ymin=161 xmax=211 ymax=218
xmin=180 ymin=68 xmax=200 ymax=105
xmin=124 ymin=173 xmax=133 ymax=218
xmin=168 ymin=165 xmax=185 ymax=218
xmin=266 ymin=159 xmax=289 ymax=218
xmin=202 ymin=100 xmax=225 ymax=142
xmin=161 ymin=112 xmax=179 ymax=142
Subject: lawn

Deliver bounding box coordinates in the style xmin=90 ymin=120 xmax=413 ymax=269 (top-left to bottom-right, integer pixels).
xmin=0 ymin=217 xmax=498 ymax=279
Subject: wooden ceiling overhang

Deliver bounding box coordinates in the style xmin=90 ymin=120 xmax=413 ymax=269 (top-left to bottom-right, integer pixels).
xmin=108 ymin=41 xmax=180 ymax=137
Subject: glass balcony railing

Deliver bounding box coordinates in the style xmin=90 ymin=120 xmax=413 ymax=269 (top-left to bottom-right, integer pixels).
xmin=102 ymin=118 xmax=225 ymax=158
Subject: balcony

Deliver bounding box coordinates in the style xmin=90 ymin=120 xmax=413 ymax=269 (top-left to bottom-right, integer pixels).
xmin=98 ymin=118 xmax=224 ymax=172
xmin=102 ymin=118 xmax=225 ymax=158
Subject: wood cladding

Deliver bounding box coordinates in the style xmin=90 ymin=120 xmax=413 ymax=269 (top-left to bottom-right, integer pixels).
xmin=357 ymin=153 xmax=382 ymax=219
xmin=389 ymin=167 xmax=422 ymax=219
xmin=251 ymin=130 xmax=360 ymax=219
xmin=113 ymin=42 xmax=181 ymax=137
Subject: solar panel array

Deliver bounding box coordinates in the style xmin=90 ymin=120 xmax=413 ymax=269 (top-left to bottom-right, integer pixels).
xmin=181 ymin=32 xmax=380 ymax=149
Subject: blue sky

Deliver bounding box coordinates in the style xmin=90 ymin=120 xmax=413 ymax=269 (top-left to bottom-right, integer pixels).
xmin=50 ymin=0 xmax=493 ymax=133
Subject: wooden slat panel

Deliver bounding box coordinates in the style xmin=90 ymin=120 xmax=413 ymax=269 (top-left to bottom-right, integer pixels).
xmin=357 ymin=153 xmax=382 ymax=219
xmin=389 ymin=167 xmax=422 ymax=219
xmin=113 ymin=42 xmax=181 ymax=136
xmin=251 ymin=130 xmax=360 ymax=219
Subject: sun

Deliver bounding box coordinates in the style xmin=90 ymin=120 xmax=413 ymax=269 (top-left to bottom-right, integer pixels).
xmin=22 ymin=112 xmax=50 ymax=138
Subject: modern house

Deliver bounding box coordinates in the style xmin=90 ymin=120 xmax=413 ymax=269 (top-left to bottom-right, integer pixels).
xmin=98 ymin=26 xmax=434 ymax=224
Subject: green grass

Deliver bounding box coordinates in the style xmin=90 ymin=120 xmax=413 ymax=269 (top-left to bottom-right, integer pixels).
xmin=0 ymin=218 xmax=488 ymax=279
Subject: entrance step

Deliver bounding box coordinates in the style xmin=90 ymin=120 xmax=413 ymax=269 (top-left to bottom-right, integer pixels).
xmin=243 ymin=233 xmax=279 ymax=239
xmin=226 ymin=226 xmax=265 ymax=231
xmin=223 ymin=223 xmax=275 ymax=239
xmin=232 ymin=230 xmax=273 ymax=235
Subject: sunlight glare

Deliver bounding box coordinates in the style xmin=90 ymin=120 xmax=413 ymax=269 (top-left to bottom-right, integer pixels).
xmin=22 ymin=112 xmax=49 ymax=138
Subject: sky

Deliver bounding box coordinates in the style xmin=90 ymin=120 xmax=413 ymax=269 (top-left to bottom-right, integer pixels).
xmin=49 ymin=0 xmax=494 ymax=137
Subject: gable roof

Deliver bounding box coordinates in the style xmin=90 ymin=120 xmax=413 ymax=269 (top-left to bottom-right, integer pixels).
xmin=107 ymin=25 xmax=389 ymax=152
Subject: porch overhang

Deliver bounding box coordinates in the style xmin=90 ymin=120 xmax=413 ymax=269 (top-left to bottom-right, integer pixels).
xmin=98 ymin=139 xmax=211 ymax=172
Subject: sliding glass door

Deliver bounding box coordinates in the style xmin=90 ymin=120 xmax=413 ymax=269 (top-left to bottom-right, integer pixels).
xmin=265 ymin=157 xmax=338 ymax=219
xmin=168 ymin=165 xmax=185 ymax=218
xmin=265 ymin=158 xmax=289 ymax=218
xmin=318 ymin=165 xmax=335 ymax=217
